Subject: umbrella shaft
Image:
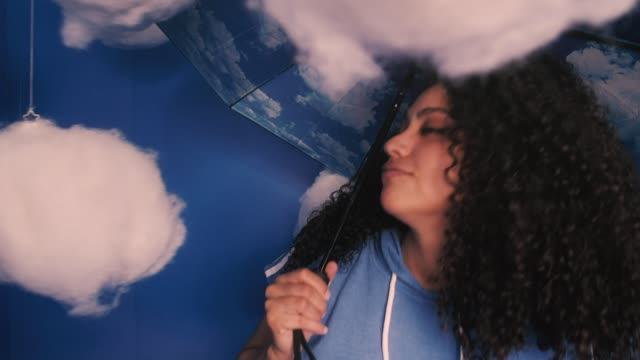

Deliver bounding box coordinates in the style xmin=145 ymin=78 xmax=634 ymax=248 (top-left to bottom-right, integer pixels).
xmin=318 ymin=68 xmax=416 ymax=274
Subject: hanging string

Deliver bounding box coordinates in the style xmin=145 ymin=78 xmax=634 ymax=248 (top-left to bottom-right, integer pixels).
xmin=22 ymin=0 xmax=40 ymax=121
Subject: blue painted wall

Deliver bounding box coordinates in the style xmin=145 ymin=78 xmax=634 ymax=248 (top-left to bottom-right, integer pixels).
xmin=1 ymin=0 xmax=324 ymax=359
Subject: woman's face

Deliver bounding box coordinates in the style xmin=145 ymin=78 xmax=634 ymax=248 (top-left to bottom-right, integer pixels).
xmin=380 ymin=84 xmax=459 ymax=222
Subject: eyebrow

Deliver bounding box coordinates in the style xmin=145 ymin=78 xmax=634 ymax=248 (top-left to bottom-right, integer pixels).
xmin=402 ymin=107 xmax=451 ymax=127
xmin=415 ymin=107 xmax=450 ymax=118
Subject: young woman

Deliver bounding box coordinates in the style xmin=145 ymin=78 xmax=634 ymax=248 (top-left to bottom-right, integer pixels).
xmin=238 ymin=53 xmax=640 ymax=359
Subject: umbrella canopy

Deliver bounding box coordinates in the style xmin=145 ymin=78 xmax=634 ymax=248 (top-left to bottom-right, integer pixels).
xmin=158 ymin=0 xmax=408 ymax=177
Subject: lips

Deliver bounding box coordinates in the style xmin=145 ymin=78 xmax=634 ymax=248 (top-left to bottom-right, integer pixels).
xmin=382 ymin=165 xmax=412 ymax=178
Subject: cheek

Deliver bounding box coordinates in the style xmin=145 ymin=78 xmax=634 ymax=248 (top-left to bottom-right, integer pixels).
xmin=380 ymin=183 xmax=412 ymax=217
xmin=416 ymin=147 xmax=457 ymax=194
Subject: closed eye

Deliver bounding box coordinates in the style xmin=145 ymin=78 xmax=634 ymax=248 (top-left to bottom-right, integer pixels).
xmin=420 ymin=125 xmax=452 ymax=136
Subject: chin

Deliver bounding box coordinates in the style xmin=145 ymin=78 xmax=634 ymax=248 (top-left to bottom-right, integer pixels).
xmin=380 ymin=191 xmax=409 ymax=219
xmin=380 ymin=191 xmax=449 ymax=221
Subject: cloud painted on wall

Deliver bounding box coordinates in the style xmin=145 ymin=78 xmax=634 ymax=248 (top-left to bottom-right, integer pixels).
xmin=0 ymin=119 xmax=186 ymax=316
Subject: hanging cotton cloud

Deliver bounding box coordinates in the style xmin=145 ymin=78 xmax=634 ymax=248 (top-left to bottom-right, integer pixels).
xmin=294 ymin=170 xmax=348 ymax=235
xmin=54 ymin=0 xmax=196 ymax=48
xmin=252 ymin=0 xmax=637 ymax=99
xmin=0 ymin=119 xmax=186 ymax=316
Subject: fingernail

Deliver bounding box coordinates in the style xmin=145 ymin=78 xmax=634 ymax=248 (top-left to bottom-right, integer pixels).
xmin=323 ymin=326 xmax=328 ymax=334
xmin=325 ymin=290 xmax=331 ymax=300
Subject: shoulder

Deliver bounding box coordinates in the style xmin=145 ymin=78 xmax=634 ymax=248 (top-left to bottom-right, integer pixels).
xmin=263 ymin=230 xmax=390 ymax=283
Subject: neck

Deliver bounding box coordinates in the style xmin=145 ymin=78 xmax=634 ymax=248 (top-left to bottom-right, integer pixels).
xmin=400 ymin=214 xmax=447 ymax=290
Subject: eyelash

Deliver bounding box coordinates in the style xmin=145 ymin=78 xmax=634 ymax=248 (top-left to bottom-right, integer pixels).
xmin=420 ymin=125 xmax=450 ymax=136
xmin=396 ymin=113 xmax=452 ymax=136
xmin=420 ymin=126 xmax=437 ymax=135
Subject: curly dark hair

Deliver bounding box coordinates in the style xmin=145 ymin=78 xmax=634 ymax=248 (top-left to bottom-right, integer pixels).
xmin=285 ymin=53 xmax=640 ymax=359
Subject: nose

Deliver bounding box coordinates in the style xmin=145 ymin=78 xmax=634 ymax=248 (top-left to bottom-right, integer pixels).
xmin=384 ymin=129 xmax=410 ymax=159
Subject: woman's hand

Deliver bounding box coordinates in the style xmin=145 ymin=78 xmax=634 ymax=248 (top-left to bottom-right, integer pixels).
xmin=264 ymin=261 xmax=339 ymax=360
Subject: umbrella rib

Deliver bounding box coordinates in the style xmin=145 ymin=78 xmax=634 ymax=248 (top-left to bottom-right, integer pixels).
xmin=231 ymin=109 xmax=327 ymax=167
xmin=229 ymin=62 xmax=297 ymax=108
xmin=567 ymin=29 xmax=640 ymax=53
xmin=317 ymin=66 xmax=417 ymax=274
xmin=324 ymin=86 xmax=361 ymax=118
xmin=293 ymin=67 xmax=416 ymax=360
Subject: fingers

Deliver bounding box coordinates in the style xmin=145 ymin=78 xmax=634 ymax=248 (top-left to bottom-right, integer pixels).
xmin=266 ymin=283 xmax=328 ymax=315
xmin=324 ymin=261 xmax=339 ymax=284
xmin=266 ymin=311 xmax=328 ymax=336
xmin=265 ymin=294 xmax=325 ymax=320
xmin=276 ymin=268 xmax=329 ymax=297
xmin=264 ymin=265 xmax=337 ymax=343
xmin=265 ymin=293 xmax=329 ymax=336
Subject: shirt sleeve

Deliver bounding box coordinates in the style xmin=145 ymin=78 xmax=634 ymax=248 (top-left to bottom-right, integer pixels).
xmin=264 ymin=247 xmax=294 ymax=284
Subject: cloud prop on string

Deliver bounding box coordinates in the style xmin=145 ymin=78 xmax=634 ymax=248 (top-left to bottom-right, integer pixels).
xmin=252 ymin=0 xmax=636 ymax=99
xmin=54 ymin=0 xmax=196 ymax=48
xmin=0 ymin=119 xmax=186 ymax=316
xmin=295 ymin=170 xmax=348 ymax=235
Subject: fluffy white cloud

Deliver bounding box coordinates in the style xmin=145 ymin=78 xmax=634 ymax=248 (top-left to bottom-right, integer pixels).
xmin=294 ymin=170 xmax=348 ymax=234
xmin=0 ymin=119 xmax=186 ymax=316
xmin=54 ymin=0 xmax=196 ymax=48
xmin=254 ymin=0 xmax=636 ymax=99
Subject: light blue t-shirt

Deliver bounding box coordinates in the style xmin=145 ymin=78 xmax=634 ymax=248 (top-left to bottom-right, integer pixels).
xmin=265 ymin=229 xmax=556 ymax=359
